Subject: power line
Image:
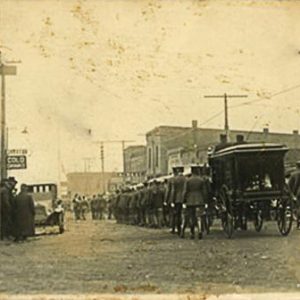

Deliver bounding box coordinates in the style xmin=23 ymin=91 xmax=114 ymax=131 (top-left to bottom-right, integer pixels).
xmin=199 ymin=83 xmax=300 ymax=128
xmin=230 ymin=83 xmax=300 ymax=110
xmin=93 ymin=139 xmax=135 ymax=186
xmin=204 ymin=93 xmax=248 ymax=139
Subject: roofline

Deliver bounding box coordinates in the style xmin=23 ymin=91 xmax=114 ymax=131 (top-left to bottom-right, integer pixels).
xmin=124 ymin=145 xmax=146 ymax=150
xmin=146 ymin=125 xmax=191 ymax=136
xmin=145 ymin=125 xmax=299 ymax=138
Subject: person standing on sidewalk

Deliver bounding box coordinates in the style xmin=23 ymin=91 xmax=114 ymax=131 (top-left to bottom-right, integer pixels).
xmin=13 ymin=184 xmax=35 ymax=242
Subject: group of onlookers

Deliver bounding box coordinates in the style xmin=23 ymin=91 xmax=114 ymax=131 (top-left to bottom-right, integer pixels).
xmin=0 ymin=177 xmax=35 ymax=242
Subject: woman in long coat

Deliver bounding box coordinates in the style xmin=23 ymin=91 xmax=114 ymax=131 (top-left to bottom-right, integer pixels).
xmin=13 ymin=184 xmax=35 ymax=241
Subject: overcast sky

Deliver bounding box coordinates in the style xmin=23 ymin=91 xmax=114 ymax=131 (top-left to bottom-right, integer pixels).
xmin=1 ymin=0 xmax=300 ymax=184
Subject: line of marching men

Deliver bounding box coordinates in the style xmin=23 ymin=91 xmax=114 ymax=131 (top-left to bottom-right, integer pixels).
xmin=110 ymin=165 xmax=212 ymax=240
xmin=72 ymin=194 xmax=109 ymax=221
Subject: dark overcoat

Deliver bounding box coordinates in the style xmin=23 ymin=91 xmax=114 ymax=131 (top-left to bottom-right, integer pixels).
xmin=0 ymin=186 xmax=13 ymax=238
xmin=13 ymin=191 xmax=35 ymax=237
xmin=164 ymin=177 xmax=174 ymax=204
xmin=183 ymin=175 xmax=205 ymax=206
xmin=150 ymin=185 xmax=164 ymax=209
xmin=172 ymin=175 xmax=186 ymax=204
xmin=289 ymin=170 xmax=300 ymax=198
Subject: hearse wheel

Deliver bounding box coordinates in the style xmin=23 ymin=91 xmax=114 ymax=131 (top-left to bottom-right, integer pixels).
xmin=202 ymin=206 xmax=213 ymax=235
xmin=254 ymin=209 xmax=263 ymax=232
xmin=220 ymin=185 xmax=234 ymax=239
xmin=277 ymin=190 xmax=293 ymax=236
xmin=202 ymin=213 xmax=212 ymax=235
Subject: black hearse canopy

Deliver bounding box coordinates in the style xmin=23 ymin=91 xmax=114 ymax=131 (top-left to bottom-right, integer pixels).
xmin=210 ymin=143 xmax=289 ymax=159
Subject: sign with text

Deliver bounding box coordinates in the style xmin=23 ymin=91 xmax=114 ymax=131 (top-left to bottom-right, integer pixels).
xmin=7 ymin=149 xmax=28 ymax=155
xmin=6 ymin=155 xmax=27 ymax=170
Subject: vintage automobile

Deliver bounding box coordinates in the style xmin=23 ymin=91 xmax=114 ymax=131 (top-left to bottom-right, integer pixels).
xmin=27 ymin=183 xmax=64 ymax=234
xmin=208 ymin=142 xmax=293 ymax=238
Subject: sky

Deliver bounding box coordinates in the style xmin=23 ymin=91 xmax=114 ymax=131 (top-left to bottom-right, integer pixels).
xmin=1 ymin=0 xmax=300 ymax=184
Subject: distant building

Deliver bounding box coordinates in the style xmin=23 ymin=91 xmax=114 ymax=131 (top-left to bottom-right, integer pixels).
xmin=66 ymin=172 xmax=124 ymax=198
xmin=123 ymin=145 xmax=147 ymax=183
xmin=59 ymin=181 xmax=69 ymax=200
xmin=146 ymin=121 xmax=300 ymax=177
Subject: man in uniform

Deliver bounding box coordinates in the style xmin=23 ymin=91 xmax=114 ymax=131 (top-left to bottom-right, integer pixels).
xmin=118 ymin=188 xmax=128 ymax=224
xmin=128 ymin=187 xmax=136 ymax=225
xmin=98 ymin=194 xmax=107 ymax=220
xmin=139 ymin=182 xmax=149 ymax=226
xmin=170 ymin=166 xmax=185 ymax=235
xmin=107 ymin=194 xmax=113 ymax=220
xmin=72 ymin=194 xmax=81 ymax=221
xmin=136 ymin=184 xmax=143 ymax=225
xmin=114 ymin=189 xmax=121 ymax=223
xmin=146 ymin=181 xmax=155 ymax=228
xmin=90 ymin=195 xmax=98 ymax=220
xmin=201 ymin=164 xmax=213 ymax=234
xmin=81 ymin=196 xmax=89 ymax=220
xmin=162 ymin=179 xmax=170 ymax=227
xmin=132 ymin=187 xmax=140 ymax=225
xmin=288 ymin=161 xmax=300 ymax=228
xmin=165 ymin=173 xmax=177 ymax=233
xmin=181 ymin=165 xmax=207 ymax=239
xmin=151 ymin=180 xmax=164 ymax=228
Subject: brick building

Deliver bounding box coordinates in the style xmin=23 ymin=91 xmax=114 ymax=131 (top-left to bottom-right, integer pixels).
xmin=145 ymin=121 xmax=300 ymax=177
xmin=123 ymin=145 xmax=147 ymax=183
xmin=145 ymin=125 xmax=192 ymax=177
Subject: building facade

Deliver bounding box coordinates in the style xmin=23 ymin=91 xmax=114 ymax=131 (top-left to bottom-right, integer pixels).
xmin=123 ymin=145 xmax=147 ymax=183
xmin=145 ymin=121 xmax=300 ymax=177
xmin=145 ymin=125 xmax=192 ymax=177
xmin=66 ymin=172 xmax=124 ymax=198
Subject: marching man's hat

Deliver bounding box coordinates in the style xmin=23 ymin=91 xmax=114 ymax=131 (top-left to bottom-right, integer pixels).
xmin=172 ymin=166 xmax=184 ymax=174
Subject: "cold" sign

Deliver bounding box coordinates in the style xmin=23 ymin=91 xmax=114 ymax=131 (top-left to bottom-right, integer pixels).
xmin=6 ymin=155 xmax=27 ymax=170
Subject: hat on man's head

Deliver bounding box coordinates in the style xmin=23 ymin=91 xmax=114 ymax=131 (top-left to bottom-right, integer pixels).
xmin=1 ymin=177 xmax=17 ymax=186
xmin=20 ymin=183 xmax=27 ymax=190
xmin=190 ymin=165 xmax=202 ymax=176
xmin=7 ymin=177 xmax=18 ymax=184
xmin=172 ymin=166 xmax=184 ymax=174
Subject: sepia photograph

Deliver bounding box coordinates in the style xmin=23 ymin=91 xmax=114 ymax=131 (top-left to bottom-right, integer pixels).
xmin=1 ymin=0 xmax=300 ymax=299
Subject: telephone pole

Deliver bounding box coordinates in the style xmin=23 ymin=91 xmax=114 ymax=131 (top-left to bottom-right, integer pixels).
xmin=0 ymin=52 xmax=17 ymax=181
xmin=93 ymin=139 xmax=135 ymax=185
xmin=204 ymin=93 xmax=247 ymax=139
xmin=100 ymin=142 xmax=105 ymax=192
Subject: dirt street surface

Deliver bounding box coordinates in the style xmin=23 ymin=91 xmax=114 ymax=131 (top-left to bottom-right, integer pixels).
xmin=1 ymin=214 xmax=300 ymax=295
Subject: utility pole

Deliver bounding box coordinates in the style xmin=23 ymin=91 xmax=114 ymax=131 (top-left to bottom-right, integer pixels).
xmin=0 ymin=52 xmax=17 ymax=181
xmin=94 ymin=139 xmax=135 ymax=185
xmin=204 ymin=93 xmax=247 ymax=139
xmin=100 ymin=142 xmax=105 ymax=192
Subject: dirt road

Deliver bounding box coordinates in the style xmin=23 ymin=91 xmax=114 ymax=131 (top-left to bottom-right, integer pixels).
xmin=1 ymin=214 xmax=300 ymax=295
